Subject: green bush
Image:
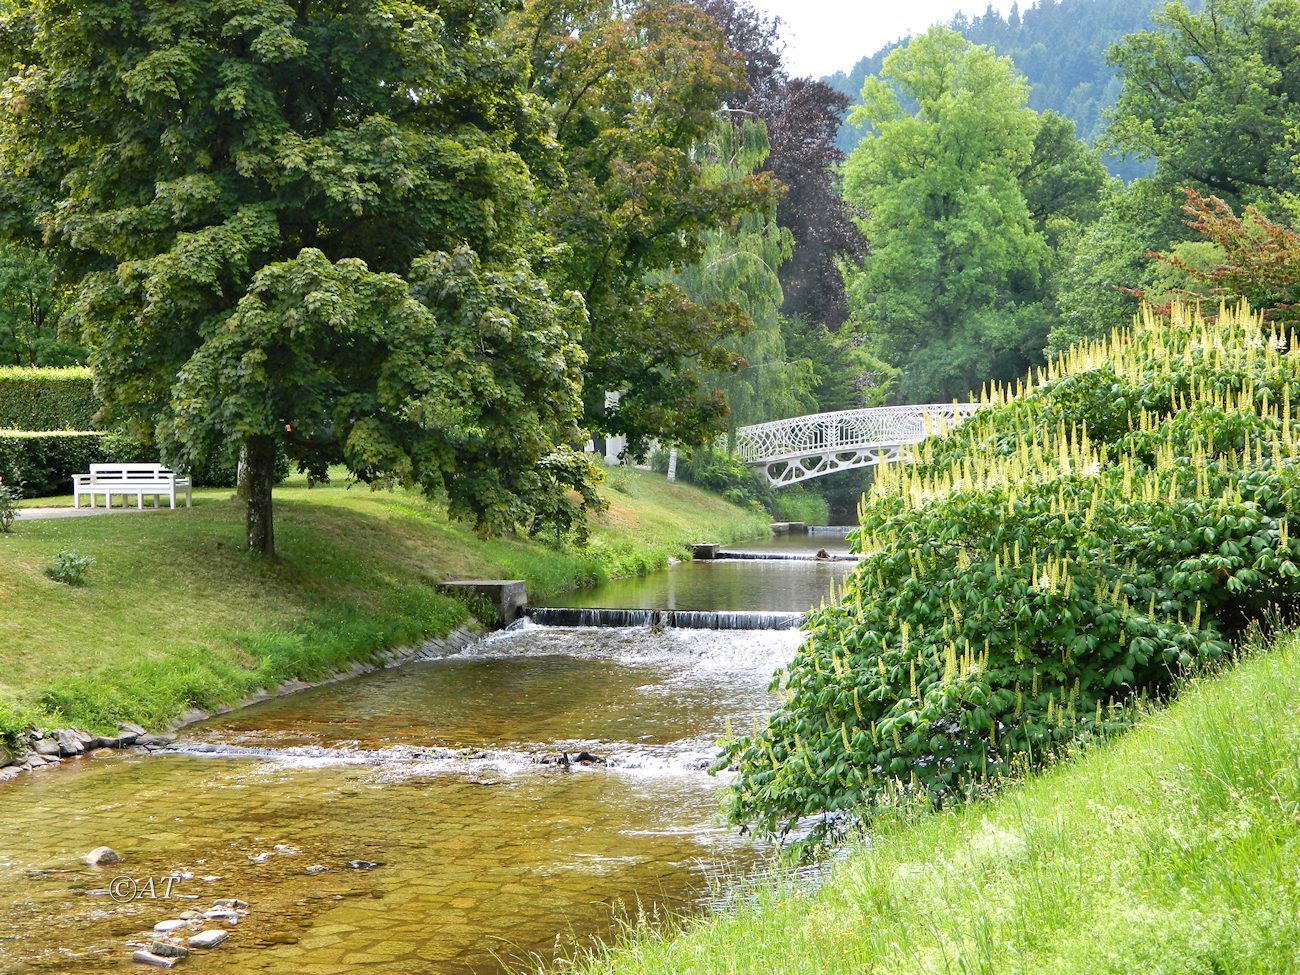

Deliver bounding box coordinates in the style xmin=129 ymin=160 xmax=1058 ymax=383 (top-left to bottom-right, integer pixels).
xmin=675 ymin=448 xmax=775 ymax=513
xmin=46 ymin=549 xmax=94 ymax=586
xmin=0 ymin=431 xmax=115 ymax=496
xmin=0 ymin=366 xmax=96 ymax=430
xmin=773 ymin=486 xmax=830 ymax=525
xmin=0 ymin=480 xmax=17 ymax=531
xmin=720 ymin=303 xmax=1300 ymax=841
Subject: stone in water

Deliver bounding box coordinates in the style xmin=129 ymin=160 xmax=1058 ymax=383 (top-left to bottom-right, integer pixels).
xmin=188 ymin=930 xmax=229 ymax=949
xmin=131 ymin=950 xmax=181 ymax=969
xmin=84 ymin=846 xmax=122 ymax=867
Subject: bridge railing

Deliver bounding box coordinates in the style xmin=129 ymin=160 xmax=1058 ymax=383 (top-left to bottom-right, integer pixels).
xmin=730 ymin=403 xmax=981 ymax=464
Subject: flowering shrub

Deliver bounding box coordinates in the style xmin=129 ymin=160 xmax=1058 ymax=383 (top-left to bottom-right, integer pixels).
xmin=719 ymin=303 xmax=1300 ymax=840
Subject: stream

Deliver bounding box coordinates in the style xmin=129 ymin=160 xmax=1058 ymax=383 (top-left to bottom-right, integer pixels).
xmin=0 ymin=532 xmax=849 ymax=974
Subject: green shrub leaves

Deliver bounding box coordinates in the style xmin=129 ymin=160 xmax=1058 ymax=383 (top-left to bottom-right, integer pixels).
xmin=720 ymin=303 xmax=1300 ymax=840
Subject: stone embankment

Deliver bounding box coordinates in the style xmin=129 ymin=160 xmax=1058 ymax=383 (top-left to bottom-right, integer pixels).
xmin=0 ymin=627 xmax=478 ymax=782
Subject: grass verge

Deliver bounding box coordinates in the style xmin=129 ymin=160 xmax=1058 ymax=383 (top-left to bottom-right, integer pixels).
xmin=576 ymin=635 xmax=1300 ymax=975
xmin=1 ymin=467 xmax=768 ymax=738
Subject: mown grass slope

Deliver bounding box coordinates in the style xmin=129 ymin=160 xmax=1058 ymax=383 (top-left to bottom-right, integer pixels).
xmin=581 ymin=633 xmax=1300 ymax=974
xmin=1 ymin=468 xmax=768 ymax=734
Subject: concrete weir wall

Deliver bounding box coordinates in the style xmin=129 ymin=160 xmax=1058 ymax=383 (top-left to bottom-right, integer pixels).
xmin=769 ymin=522 xmax=807 ymax=535
xmin=438 ymin=581 xmax=528 ymax=625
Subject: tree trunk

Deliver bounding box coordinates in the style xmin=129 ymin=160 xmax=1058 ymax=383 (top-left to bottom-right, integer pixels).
xmin=236 ymin=442 xmax=250 ymax=501
xmin=243 ymin=434 xmax=276 ymax=556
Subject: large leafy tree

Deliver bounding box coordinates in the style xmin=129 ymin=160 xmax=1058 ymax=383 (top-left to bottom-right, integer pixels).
xmin=509 ymin=0 xmax=779 ymax=455
xmin=842 ymin=28 xmax=1053 ymax=402
xmin=0 ymin=0 xmax=595 ymax=554
xmin=1106 ymin=0 xmax=1300 ymax=208
xmin=696 ymin=0 xmax=865 ymax=328
xmin=668 ymin=121 xmax=815 ymax=437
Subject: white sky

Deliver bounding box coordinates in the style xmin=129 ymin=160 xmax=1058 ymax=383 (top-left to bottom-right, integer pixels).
xmin=746 ymin=0 xmax=1026 ymax=78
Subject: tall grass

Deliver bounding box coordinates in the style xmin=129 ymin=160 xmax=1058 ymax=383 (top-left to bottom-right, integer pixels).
xmin=576 ymin=633 xmax=1300 ymax=974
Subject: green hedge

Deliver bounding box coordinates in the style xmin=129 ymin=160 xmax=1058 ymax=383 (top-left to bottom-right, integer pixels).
xmin=0 ymin=431 xmax=124 ymax=496
xmin=0 ymin=367 xmax=97 ymax=430
xmin=0 ymin=431 xmax=291 ymax=497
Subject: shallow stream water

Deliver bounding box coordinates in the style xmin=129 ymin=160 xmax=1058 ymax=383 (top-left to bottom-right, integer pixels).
xmin=0 ymin=534 xmax=847 ymax=974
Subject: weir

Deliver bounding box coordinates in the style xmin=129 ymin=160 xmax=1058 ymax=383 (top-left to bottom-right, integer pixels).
xmin=714 ymin=551 xmax=860 ymax=562
xmin=525 ymin=607 xmax=805 ymax=630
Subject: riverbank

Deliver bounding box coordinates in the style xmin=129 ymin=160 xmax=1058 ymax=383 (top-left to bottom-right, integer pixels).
xmin=0 ymin=468 xmax=769 ymax=743
xmin=576 ymin=633 xmax=1300 ymax=974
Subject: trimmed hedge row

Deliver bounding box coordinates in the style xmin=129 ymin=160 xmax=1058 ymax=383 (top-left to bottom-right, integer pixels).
xmin=0 ymin=367 xmax=97 ymax=430
xmin=0 ymin=431 xmax=291 ymax=497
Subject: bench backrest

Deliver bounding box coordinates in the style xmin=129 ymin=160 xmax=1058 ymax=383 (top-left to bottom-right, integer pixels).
xmin=87 ymin=464 xmax=177 ymax=481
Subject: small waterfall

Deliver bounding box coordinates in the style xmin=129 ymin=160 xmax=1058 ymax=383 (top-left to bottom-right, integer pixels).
xmin=526 ymin=608 xmax=805 ymax=630
xmin=714 ymin=551 xmax=860 ymax=562
xmin=809 ymin=525 xmax=856 ymax=535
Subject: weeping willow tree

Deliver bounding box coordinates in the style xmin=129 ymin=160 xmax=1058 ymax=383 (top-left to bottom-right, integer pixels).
xmin=671 ymin=121 xmax=817 ymax=441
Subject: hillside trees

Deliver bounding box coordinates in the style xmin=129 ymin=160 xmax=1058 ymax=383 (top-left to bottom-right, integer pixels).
xmin=842 ymin=28 xmax=1105 ymax=403
xmin=0 ymin=0 xmax=596 ymax=555
xmin=1050 ymin=0 xmax=1300 ymax=351
xmin=1106 ymin=0 xmax=1300 ymax=209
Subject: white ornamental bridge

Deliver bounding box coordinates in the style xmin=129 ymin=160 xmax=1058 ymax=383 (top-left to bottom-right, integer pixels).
xmin=731 ymin=403 xmax=982 ymax=487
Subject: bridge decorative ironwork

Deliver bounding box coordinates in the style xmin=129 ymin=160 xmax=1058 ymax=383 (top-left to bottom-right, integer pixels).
xmin=732 ymin=404 xmax=981 ymax=486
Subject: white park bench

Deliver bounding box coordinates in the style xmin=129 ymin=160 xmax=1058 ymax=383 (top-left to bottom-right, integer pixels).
xmin=72 ymin=463 xmax=193 ymax=510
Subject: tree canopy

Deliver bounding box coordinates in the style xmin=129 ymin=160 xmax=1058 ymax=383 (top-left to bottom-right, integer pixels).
xmin=0 ymin=0 xmax=596 ymax=553
xmin=842 ymin=28 xmax=1104 ymax=403
xmin=1106 ymin=0 xmax=1300 ymax=208
xmin=509 ymin=0 xmax=778 ymax=455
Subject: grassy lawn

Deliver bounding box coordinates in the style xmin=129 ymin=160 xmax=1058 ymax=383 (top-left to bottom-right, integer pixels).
xmin=1 ymin=467 xmax=768 ymax=735
xmin=578 ymin=635 xmax=1300 ymax=975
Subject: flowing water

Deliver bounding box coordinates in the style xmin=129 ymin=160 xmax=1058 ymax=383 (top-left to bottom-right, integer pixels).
xmin=0 ymin=533 xmax=849 ymax=975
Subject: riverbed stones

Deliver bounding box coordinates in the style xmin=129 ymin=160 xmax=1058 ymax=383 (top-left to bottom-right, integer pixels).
xmin=187 ymin=930 xmax=229 ymax=949
xmin=153 ymin=920 xmax=190 ymax=934
xmin=132 ymin=950 xmax=183 ymax=969
xmin=33 ymin=737 xmax=61 ymax=757
xmin=55 ymin=728 xmax=95 ymax=755
xmin=149 ymin=941 xmax=189 ymax=958
xmin=84 ymin=846 xmax=122 ymax=867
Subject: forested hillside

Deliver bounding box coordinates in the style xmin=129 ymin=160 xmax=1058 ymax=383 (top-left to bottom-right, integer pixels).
xmin=826 ymin=0 xmax=1203 ymax=178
